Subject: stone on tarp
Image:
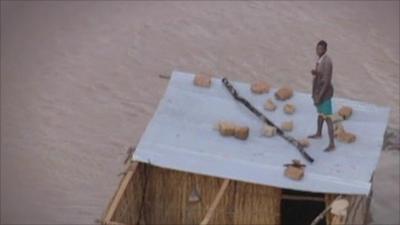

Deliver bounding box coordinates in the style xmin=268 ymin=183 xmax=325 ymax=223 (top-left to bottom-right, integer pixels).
xmin=251 ymin=81 xmax=270 ymax=94
xmin=284 ymin=160 xmax=305 ymax=181
xmin=334 ymin=123 xmax=357 ymax=143
xmin=217 ymin=121 xmax=249 ymax=140
xmin=263 ymin=124 xmax=277 ymax=137
xmin=336 ymin=131 xmax=357 ymax=143
xmin=275 ymin=86 xmax=293 ymax=101
xmin=194 ymin=73 xmax=212 ymax=88
xmin=283 ymin=103 xmax=296 ymax=114
xmin=281 ymin=120 xmax=293 ymax=132
xmin=338 ymin=106 xmax=353 ymax=120
xmin=264 ymin=98 xmax=277 ymax=111
xmin=234 ymin=126 xmax=249 ymax=140
xmin=298 ymin=138 xmax=310 ymax=148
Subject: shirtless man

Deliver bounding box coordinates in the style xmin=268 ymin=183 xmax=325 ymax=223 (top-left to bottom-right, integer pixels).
xmin=308 ymin=40 xmax=335 ymax=151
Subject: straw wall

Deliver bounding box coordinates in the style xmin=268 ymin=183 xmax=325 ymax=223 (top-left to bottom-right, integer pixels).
xmin=103 ymin=163 xmax=281 ymax=224
xmin=142 ymin=164 xmax=281 ymax=224
xmin=108 ymin=163 xmax=145 ymax=224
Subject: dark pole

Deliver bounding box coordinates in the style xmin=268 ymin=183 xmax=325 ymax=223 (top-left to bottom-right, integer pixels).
xmin=221 ymin=78 xmax=314 ymax=163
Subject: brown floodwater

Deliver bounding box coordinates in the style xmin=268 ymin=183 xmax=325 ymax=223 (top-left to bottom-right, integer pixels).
xmin=1 ymin=1 xmax=399 ymax=224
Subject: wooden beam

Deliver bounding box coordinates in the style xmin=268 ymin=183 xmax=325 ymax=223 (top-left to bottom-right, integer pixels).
xmin=281 ymin=194 xmax=325 ymax=202
xmin=310 ymin=195 xmax=343 ymax=225
xmin=159 ymin=74 xmax=171 ymax=80
xmin=123 ymin=146 xmax=136 ymax=165
xmin=102 ymin=161 xmax=139 ymax=224
xmin=363 ymin=189 xmax=373 ymax=224
xmin=199 ymin=179 xmax=230 ymax=225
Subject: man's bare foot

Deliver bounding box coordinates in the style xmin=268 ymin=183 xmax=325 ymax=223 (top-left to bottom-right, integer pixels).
xmin=324 ymin=144 xmax=336 ymax=152
xmin=308 ymin=134 xmax=322 ymax=139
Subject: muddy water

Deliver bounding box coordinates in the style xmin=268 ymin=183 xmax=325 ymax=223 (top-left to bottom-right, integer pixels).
xmin=1 ymin=1 xmax=399 ymax=224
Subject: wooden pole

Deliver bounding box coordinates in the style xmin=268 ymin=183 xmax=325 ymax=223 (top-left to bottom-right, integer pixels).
xmin=310 ymin=195 xmax=343 ymax=225
xmin=199 ymin=179 xmax=230 ymax=225
xmin=159 ymin=74 xmax=171 ymax=80
xmin=281 ymin=194 xmax=325 ymax=202
xmin=331 ymin=214 xmax=347 ymax=225
xmin=102 ymin=162 xmax=139 ymax=224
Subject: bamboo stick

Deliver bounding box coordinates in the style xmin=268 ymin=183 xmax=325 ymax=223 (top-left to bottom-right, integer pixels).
xmin=199 ymin=179 xmax=230 ymax=225
xmin=310 ymin=195 xmax=342 ymax=225
xmin=103 ymin=162 xmax=139 ymax=224
xmin=331 ymin=214 xmax=347 ymax=225
xmin=159 ymin=74 xmax=171 ymax=80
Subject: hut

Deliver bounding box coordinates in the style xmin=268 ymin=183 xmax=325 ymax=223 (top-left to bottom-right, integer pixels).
xmin=101 ymin=71 xmax=389 ymax=225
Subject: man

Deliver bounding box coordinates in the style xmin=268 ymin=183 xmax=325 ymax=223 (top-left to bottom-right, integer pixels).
xmin=308 ymin=40 xmax=335 ymax=151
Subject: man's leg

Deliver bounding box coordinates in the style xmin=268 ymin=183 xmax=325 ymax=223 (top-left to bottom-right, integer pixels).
xmin=308 ymin=115 xmax=324 ymax=138
xmin=324 ymin=117 xmax=336 ymax=151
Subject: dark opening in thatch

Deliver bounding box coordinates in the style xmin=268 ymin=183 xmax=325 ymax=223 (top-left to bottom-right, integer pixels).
xmin=281 ymin=189 xmax=326 ymax=225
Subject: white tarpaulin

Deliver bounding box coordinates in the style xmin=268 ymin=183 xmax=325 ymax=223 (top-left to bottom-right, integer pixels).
xmin=133 ymin=71 xmax=390 ymax=195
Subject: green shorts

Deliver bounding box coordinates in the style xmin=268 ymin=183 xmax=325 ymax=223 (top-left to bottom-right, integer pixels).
xmin=317 ymin=99 xmax=333 ymax=116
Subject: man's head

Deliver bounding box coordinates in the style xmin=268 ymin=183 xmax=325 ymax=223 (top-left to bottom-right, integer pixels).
xmin=316 ymin=40 xmax=328 ymax=57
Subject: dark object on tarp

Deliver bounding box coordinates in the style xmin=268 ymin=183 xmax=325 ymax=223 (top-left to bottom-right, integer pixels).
xmin=221 ymin=78 xmax=314 ymax=163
